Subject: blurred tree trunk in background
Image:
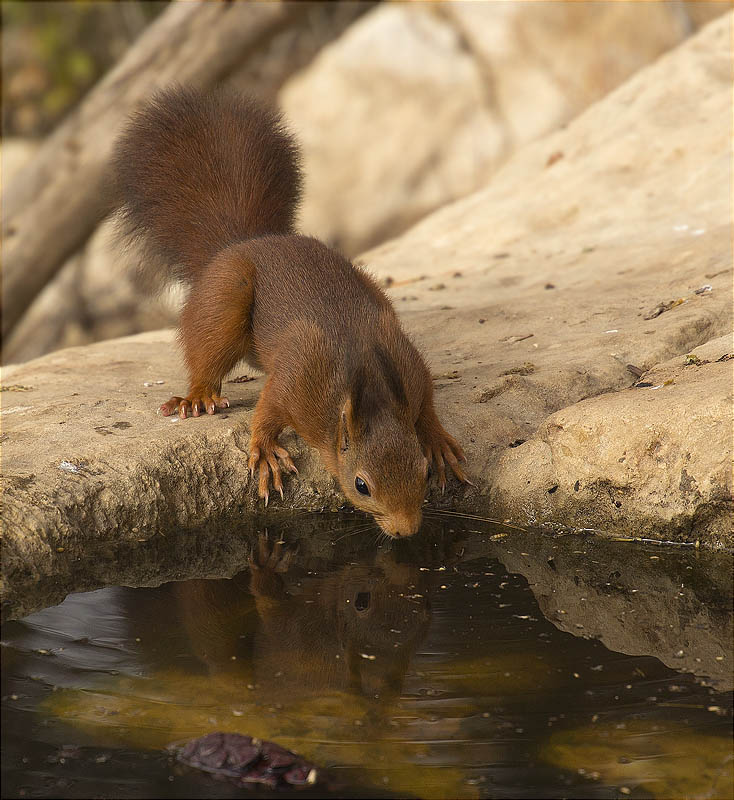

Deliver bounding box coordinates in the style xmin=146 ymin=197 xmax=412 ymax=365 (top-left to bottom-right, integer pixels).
xmin=1 ymin=0 xmax=313 ymax=342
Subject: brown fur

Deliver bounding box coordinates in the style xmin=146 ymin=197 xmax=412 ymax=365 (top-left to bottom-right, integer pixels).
xmin=113 ymin=88 xmax=468 ymax=537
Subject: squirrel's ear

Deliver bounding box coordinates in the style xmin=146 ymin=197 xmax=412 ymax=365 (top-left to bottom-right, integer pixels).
xmin=347 ymin=364 xmax=378 ymax=434
xmin=339 ymin=398 xmax=352 ymax=452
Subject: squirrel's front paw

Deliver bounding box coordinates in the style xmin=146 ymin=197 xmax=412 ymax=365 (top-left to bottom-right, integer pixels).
xmin=160 ymin=390 xmax=230 ymax=419
xmin=248 ymin=441 xmax=298 ymax=505
xmin=421 ymin=428 xmax=472 ymax=492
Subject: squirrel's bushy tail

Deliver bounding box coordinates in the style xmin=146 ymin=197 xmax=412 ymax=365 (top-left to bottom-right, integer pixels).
xmin=113 ymin=87 xmax=302 ymax=283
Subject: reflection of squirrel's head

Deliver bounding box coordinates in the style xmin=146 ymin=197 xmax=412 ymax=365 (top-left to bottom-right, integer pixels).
xmin=171 ymin=549 xmax=431 ymax=703
xmin=334 ymin=351 xmax=429 ymax=538
xmin=333 ymin=559 xmax=430 ymax=699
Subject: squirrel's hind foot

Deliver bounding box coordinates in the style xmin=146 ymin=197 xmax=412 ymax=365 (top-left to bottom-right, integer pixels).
xmin=160 ymin=391 xmax=230 ymax=419
xmin=248 ymin=441 xmax=299 ymax=506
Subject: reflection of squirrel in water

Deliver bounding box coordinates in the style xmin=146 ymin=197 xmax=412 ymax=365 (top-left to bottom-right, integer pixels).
xmin=113 ymin=88 xmax=468 ymax=537
xmin=173 ymin=538 xmax=430 ymax=703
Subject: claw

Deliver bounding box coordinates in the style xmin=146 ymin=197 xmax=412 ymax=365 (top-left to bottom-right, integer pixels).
xmin=249 ymin=440 xmax=298 ymax=505
xmin=420 ymin=421 xmax=469 ymax=489
xmin=161 ymin=390 xmax=228 ymax=420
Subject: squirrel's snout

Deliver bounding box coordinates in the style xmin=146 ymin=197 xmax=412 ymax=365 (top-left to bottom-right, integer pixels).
xmin=380 ymin=511 xmax=422 ymax=538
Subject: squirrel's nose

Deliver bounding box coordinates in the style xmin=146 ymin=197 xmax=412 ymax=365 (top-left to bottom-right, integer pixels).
xmin=382 ymin=511 xmax=422 ymax=538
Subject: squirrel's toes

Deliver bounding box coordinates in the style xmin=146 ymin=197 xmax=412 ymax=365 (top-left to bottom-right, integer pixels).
xmin=248 ymin=442 xmax=298 ymax=505
xmin=160 ymin=392 xmax=230 ymax=419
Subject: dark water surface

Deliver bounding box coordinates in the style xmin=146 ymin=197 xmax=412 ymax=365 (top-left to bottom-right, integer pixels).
xmin=2 ymin=514 xmax=732 ymax=799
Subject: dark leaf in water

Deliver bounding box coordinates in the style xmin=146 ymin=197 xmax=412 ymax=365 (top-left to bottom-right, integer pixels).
xmin=173 ymin=733 xmax=320 ymax=791
xmin=241 ymin=760 xmax=280 ymax=788
xmin=285 ymin=764 xmax=314 ymax=785
xmin=227 ymin=737 xmax=261 ymax=769
xmin=263 ymin=742 xmax=298 ymax=771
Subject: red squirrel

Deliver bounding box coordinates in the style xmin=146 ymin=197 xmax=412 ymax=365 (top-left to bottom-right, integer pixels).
xmin=113 ymin=87 xmax=468 ymax=537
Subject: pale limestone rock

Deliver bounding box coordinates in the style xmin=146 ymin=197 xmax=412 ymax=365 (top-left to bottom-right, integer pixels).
xmin=282 ymin=0 xmax=719 ymax=256
xmin=280 ymin=3 xmax=506 ymax=255
xmin=490 ymin=335 xmax=733 ymax=546
xmin=2 ymin=217 xmax=180 ymax=363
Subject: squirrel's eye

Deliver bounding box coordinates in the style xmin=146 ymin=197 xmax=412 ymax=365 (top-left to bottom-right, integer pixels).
xmin=355 ymin=476 xmax=370 ymax=496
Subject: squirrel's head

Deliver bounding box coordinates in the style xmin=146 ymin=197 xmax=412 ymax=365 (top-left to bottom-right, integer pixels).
xmin=334 ymin=355 xmax=429 ymax=537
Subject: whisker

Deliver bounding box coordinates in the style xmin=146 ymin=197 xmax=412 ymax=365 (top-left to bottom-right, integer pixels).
xmin=331 ymin=522 xmax=376 ymax=543
xmin=374 ymin=528 xmax=394 ymax=549
xmin=423 ymin=508 xmax=527 ymax=532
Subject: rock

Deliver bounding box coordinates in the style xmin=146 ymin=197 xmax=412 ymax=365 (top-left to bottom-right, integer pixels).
xmin=281 ymin=1 xmax=724 ymax=256
xmin=490 ymin=336 xmax=733 ymax=546
xmin=280 ymin=3 xmax=506 ymax=256
xmin=359 ymin=13 xmax=732 ymax=545
xmin=226 ymin=0 xmax=375 ymax=101
xmin=2 ymin=14 xmax=732 ymax=620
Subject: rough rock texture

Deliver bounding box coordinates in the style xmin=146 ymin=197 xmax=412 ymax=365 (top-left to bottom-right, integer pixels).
xmin=2 ymin=328 xmax=339 ymax=536
xmin=2 ymin=14 xmax=732 ymax=617
xmin=281 ymin=0 xmax=727 ymax=255
xmin=491 ymin=336 xmax=733 ymax=545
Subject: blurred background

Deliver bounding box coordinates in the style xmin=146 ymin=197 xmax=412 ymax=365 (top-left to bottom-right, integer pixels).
xmin=2 ymin=0 xmax=730 ymax=364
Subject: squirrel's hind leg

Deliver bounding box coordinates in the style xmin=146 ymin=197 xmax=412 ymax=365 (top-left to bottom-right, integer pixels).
xmin=161 ymin=247 xmax=256 ymax=419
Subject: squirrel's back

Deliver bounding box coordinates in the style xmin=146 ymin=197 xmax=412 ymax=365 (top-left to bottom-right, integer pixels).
xmin=113 ymin=87 xmax=302 ymax=282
